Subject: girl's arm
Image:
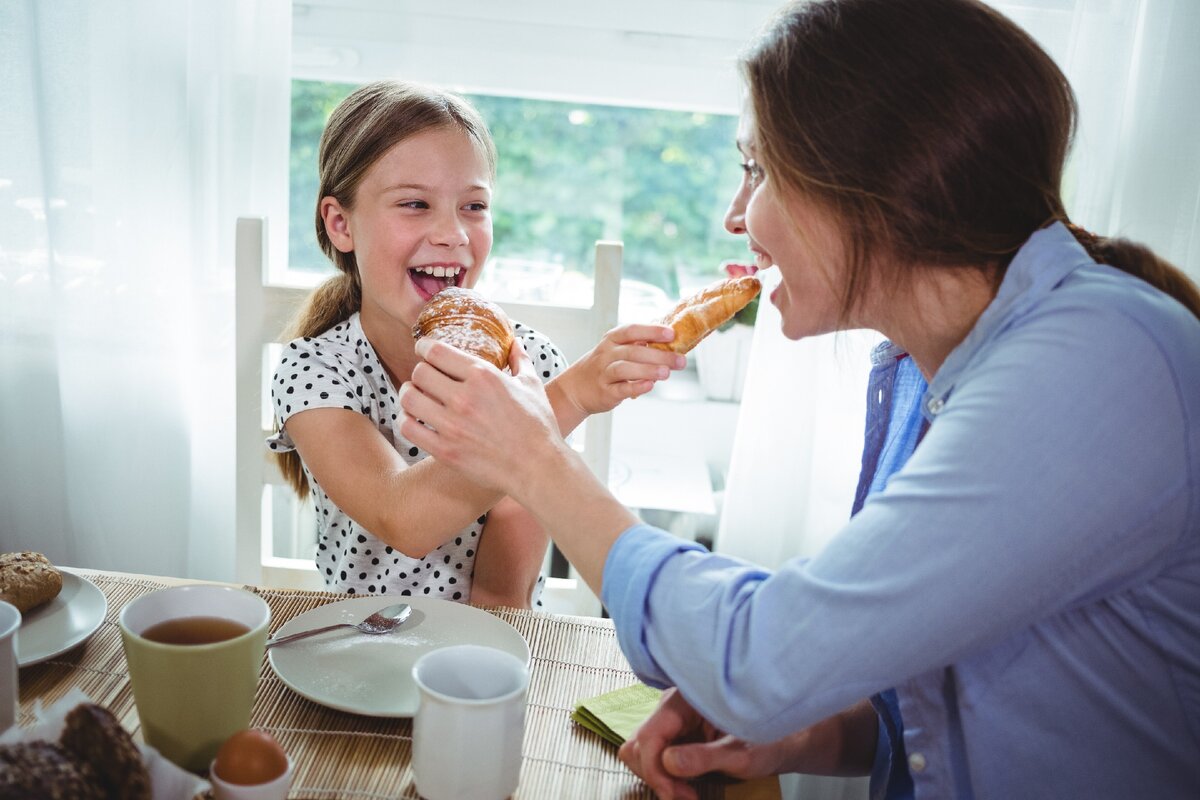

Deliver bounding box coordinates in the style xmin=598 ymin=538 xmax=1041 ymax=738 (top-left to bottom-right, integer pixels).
xmin=285 ymin=323 xmax=678 ymax=561
xmin=469 ymin=497 xmax=548 ymax=609
xmin=284 ymin=407 xmax=508 ymax=558
xmin=543 ymin=323 xmax=684 ymax=437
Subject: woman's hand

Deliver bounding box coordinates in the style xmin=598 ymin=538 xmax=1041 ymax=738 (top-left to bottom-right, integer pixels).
xmin=619 ymin=688 xmax=791 ymax=800
xmin=552 ymin=323 xmax=685 ymax=419
xmin=399 ymin=337 xmax=565 ymax=498
xmin=620 ymin=688 xmax=878 ymax=799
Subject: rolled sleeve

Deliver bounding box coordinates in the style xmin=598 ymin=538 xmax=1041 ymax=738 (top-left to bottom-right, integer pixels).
xmin=602 ymin=524 xmax=707 ymax=687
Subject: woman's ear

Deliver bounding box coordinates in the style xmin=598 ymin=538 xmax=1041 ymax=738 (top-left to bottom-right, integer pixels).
xmin=320 ymin=196 xmax=354 ymax=253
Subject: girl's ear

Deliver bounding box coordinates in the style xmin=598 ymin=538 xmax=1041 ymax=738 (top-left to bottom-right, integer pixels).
xmin=320 ymin=196 xmax=354 ymax=253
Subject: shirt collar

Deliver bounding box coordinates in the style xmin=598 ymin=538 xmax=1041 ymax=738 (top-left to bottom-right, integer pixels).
xmin=869 ymin=222 xmax=1095 ymax=418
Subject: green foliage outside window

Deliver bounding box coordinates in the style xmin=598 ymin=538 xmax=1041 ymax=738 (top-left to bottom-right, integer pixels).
xmin=288 ymin=80 xmax=749 ymax=301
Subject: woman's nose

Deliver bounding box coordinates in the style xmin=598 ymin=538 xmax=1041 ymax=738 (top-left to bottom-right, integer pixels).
xmin=724 ymin=188 xmax=747 ymax=235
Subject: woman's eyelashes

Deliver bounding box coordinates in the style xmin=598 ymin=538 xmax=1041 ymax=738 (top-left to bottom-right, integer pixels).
xmin=741 ymin=159 xmax=764 ymax=188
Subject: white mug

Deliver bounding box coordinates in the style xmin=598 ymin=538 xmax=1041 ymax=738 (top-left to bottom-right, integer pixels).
xmin=411 ymin=644 xmax=529 ymax=800
xmin=0 ymin=600 xmax=19 ymax=732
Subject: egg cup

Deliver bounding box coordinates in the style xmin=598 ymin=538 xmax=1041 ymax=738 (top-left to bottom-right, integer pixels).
xmin=209 ymin=757 xmax=294 ymax=800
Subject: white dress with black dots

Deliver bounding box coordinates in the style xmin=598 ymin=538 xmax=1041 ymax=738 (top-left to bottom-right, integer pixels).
xmin=265 ymin=312 xmax=566 ymax=602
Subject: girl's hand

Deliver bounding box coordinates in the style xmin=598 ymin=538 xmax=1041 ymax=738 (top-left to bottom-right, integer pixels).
xmin=399 ymin=337 xmax=564 ymax=497
xmin=555 ymin=323 xmax=686 ymax=417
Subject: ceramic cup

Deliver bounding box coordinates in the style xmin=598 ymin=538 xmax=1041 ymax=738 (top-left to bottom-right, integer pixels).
xmin=411 ymin=644 xmax=529 ymax=800
xmin=119 ymin=585 xmax=270 ymax=772
xmin=0 ymin=601 xmax=19 ymax=732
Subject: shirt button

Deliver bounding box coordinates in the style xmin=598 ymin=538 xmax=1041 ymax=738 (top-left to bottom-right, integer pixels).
xmin=908 ymin=752 xmax=927 ymax=773
xmin=927 ymin=397 xmax=945 ymax=415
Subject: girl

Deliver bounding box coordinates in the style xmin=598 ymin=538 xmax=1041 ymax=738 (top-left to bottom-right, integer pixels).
xmin=399 ymin=1 xmax=1200 ymax=797
xmin=268 ymin=81 xmax=681 ymax=607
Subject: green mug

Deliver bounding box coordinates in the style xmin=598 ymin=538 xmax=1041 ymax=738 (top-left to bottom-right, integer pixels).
xmin=119 ymin=585 xmax=270 ymax=772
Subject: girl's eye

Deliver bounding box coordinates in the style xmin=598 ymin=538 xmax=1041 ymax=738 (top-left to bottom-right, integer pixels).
xmin=741 ymin=159 xmax=764 ymax=188
xmin=399 ymin=200 xmax=429 ymax=210
xmin=464 ymin=202 xmax=489 ymax=212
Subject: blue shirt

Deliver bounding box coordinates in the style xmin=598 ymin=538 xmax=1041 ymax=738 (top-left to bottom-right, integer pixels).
xmin=602 ymin=223 xmax=1200 ymax=799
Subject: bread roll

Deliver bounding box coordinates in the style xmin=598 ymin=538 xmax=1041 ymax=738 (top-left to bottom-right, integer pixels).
xmin=0 ymin=703 xmax=151 ymax=800
xmin=0 ymin=552 xmax=63 ymax=614
xmin=412 ymin=287 xmax=516 ymax=370
xmin=650 ymin=275 xmax=762 ymax=354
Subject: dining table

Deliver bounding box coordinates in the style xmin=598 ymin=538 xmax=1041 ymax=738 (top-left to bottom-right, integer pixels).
xmin=12 ymin=568 xmax=781 ymax=800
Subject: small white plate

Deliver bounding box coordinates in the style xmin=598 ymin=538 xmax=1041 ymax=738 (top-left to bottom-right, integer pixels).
xmin=17 ymin=571 xmax=108 ymax=667
xmin=267 ymin=596 xmax=529 ymax=717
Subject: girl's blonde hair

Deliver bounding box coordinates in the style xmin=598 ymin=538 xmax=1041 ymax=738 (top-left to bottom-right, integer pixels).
xmin=277 ymin=81 xmax=497 ymax=495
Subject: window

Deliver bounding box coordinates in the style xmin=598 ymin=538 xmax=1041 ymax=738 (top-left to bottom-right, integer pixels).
xmin=288 ymin=80 xmax=750 ymax=319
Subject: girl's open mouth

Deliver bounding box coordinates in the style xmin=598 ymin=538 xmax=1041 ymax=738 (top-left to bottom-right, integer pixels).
xmin=409 ymin=264 xmax=466 ymax=301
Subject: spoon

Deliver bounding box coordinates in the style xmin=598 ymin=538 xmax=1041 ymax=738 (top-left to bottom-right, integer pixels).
xmin=265 ymin=603 xmax=412 ymax=649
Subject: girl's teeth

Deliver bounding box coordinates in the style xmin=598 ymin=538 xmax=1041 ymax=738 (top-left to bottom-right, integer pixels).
xmin=413 ymin=265 xmax=461 ymax=278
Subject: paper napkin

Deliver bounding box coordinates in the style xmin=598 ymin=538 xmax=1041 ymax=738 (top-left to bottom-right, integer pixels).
xmin=572 ymin=684 xmax=782 ymax=800
xmin=571 ymin=682 xmax=663 ymax=747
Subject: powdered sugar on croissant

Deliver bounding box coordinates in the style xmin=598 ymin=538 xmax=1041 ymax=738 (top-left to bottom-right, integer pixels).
xmin=412 ymin=287 xmax=516 ymax=370
xmin=650 ymin=275 xmax=762 ymax=354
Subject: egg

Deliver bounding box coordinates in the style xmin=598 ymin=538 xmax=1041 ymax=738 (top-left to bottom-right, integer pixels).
xmin=213 ymin=729 xmax=289 ymax=786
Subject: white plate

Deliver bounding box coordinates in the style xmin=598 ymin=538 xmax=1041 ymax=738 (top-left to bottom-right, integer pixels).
xmin=267 ymin=596 xmax=529 ymax=717
xmin=16 ymin=571 xmax=108 ymax=667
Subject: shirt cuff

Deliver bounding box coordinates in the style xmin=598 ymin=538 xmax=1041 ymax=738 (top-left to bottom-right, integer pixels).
xmin=601 ymin=523 xmax=706 ymax=687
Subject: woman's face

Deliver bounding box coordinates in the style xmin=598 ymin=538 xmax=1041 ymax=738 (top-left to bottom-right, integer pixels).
xmin=724 ymin=111 xmax=849 ymax=340
xmin=321 ymin=126 xmax=494 ymax=333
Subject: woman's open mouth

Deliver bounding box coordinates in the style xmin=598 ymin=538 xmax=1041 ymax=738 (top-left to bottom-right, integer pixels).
xmin=409 ymin=263 xmax=466 ymax=301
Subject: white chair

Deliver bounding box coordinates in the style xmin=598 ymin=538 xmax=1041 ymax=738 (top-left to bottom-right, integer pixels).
xmin=235 ymin=216 xmax=620 ymax=615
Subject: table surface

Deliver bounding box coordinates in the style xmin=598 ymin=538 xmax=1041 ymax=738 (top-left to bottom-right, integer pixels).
xmin=14 ymin=569 xmax=775 ymax=799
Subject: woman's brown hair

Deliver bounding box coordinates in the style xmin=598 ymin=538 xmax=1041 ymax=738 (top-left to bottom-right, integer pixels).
xmin=742 ymin=0 xmax=1200 ymax=321
xmin=277 ymin=80 xmax=497 ymax=495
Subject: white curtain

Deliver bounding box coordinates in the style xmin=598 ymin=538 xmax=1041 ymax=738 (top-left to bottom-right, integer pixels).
xmin=717 ymin=3 xmax=1199 ymax=798
xmin=0 ymin=0 xmax=290 ymax=580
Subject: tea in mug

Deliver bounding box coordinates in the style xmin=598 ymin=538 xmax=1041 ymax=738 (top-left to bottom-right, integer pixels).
xmin=141 ymin=616 xmax=251 ymax=645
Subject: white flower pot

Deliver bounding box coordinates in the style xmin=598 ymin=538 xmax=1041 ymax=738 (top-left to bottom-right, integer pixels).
xmin=695 ymin=324 xmax=754 ymax=402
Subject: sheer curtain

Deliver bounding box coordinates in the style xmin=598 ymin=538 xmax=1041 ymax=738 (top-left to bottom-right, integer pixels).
xmin=0 ymin=0 xmax=290 ymax=580
xmin=716 ymin=3 xmax=1199 ymax=797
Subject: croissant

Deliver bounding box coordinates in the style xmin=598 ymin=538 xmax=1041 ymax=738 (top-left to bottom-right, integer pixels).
xmin=412 ymin=287 xmax=516 ymax=370
xmin=649 ymin=275 xmax=762 ymax=354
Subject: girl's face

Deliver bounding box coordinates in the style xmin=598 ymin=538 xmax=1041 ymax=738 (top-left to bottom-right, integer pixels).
xmin=322 ymin=126 xmax=494 ymax=333
xmin=724 ymin=111 xmax=850 ymax=340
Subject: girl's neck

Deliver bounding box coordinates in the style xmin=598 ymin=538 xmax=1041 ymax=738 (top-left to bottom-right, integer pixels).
xmin=359 ymin=308 xmax=420 ymax=388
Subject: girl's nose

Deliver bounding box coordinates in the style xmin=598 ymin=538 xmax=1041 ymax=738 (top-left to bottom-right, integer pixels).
xmin=430 ymin=212 xmax=469 ymax=247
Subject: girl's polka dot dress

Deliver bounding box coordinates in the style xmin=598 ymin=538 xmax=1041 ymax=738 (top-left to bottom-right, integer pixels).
xmin=266 ymin=311 xmax=565 ymax=602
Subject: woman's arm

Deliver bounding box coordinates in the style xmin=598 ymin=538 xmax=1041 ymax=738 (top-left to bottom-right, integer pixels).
xmin=401 ymin=299 xmax=1191 ymax=740
xmin=469 ymin=497 xmax=548 ymax=609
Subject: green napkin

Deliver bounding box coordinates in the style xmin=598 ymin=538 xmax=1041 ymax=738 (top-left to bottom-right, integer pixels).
xmin=571 ymin=683 xmax=663 ymax=746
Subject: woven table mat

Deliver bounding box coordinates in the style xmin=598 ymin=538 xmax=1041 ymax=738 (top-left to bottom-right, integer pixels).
xmin=17 ymin=572 xmax=730 ymax=799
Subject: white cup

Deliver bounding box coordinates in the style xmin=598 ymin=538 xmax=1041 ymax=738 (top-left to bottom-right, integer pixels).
xmin=411 ymin=644 xmax=529 ymax=800
xmin=0 ymin=600 xmax=19 ymax=732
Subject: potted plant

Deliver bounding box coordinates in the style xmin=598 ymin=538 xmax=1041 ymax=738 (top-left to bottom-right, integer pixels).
xmin=695 ymin=262 xmax=760 ymax=402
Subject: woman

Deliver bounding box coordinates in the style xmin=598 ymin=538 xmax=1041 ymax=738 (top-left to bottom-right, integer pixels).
xmin=398 ymin=0 xmax=1200 ymax=797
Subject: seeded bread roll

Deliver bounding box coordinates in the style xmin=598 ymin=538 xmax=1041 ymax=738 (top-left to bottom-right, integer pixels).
xmin=649 ymin=275 xmax=762 ymax=354
xmin=413 ymin=287 xmax=516 ymax=370
xmin=0 ymin=704 xmax=149 ymax=800
xmin=0 ymin=552 xmax=63 ymax=614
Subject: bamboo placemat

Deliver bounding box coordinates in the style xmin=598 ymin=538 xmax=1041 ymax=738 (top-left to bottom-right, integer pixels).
xmin=15 ymin=571 xmax=732 ymax=799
